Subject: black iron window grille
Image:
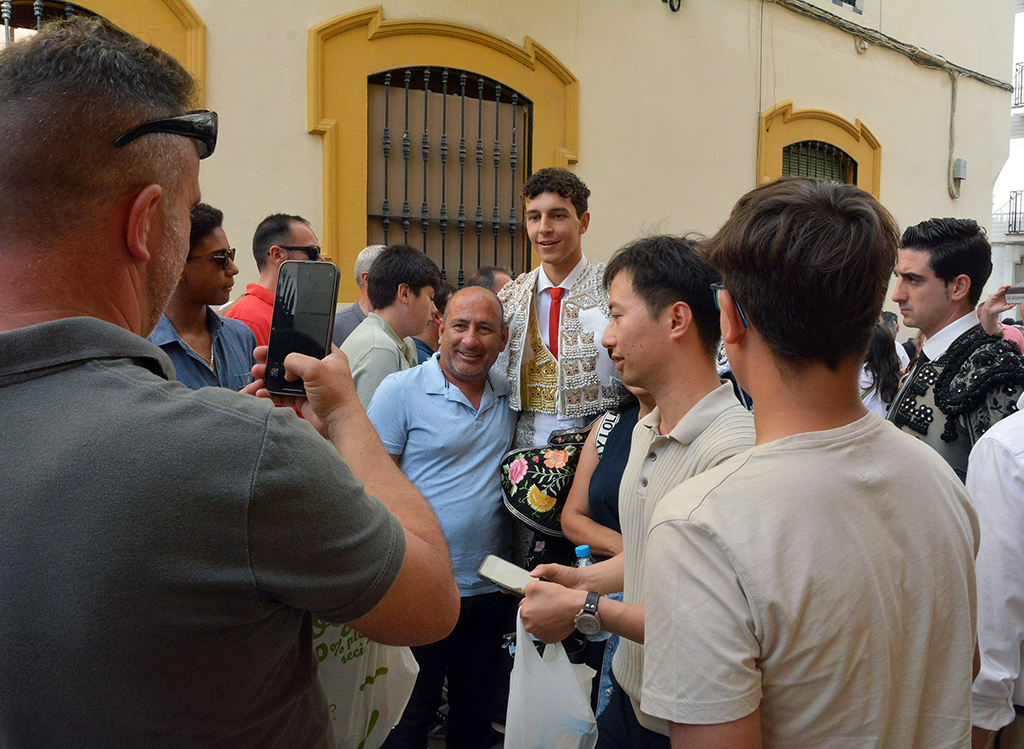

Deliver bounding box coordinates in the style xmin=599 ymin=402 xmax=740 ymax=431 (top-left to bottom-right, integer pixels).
xmin=1015 ymin=62 xmax=1024 ymax=109
xmin=831 ymin=0 xmax=864 ymax=14
xmin=1 ymin=1 xmax=96 ymax=44
xmin=782 ymin=140 xmax=858 ymax=185
xmin=1010 ymin=190 xmax=1024 ymax=235
xmin=367 ymin=67 xmax=534 ymax=287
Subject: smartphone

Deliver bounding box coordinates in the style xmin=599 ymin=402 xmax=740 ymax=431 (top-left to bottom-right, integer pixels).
xmin=478 ymin=554 xmax=535 ymax=597
xmin=265 ymin=260 xmax=340 ymax=396
xmin=1006 ymin=286 xmax=1024 ymax=305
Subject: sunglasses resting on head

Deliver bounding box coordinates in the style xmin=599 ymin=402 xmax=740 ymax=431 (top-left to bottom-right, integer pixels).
xmin=113 ymin=110 xmax=218 ymax=159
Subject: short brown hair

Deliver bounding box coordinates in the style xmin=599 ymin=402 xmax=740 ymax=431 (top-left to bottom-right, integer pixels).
xmin=0 ymin=17 xmax=196 ymax=234
xmin=703 ymin=177 xmax=899 ymax=369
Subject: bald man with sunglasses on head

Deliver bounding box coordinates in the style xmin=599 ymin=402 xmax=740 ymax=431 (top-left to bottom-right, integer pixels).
xmin=149 ymin=202 xmax=257 ymax=391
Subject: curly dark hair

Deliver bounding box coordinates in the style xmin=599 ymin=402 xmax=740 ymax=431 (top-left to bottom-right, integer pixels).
xmin=521 ymin=168 xmax=590 ymax=218
xmin=189 ymin=203 xmax=224 ymax=254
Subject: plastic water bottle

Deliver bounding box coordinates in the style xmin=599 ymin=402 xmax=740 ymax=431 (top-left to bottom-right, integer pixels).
xmin=573 ymin=545 xmax=611 ymax=641
xmin=573 ymin=544 xmax=594 ymax=568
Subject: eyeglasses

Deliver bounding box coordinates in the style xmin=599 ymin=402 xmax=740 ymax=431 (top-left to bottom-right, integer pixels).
xmin=187 ymin=247 xmax=236 ymax=270
xmin=278 ymin=245 xmax=322 ymax=261
xmin=710 ymin=282 xmax=750 ymax=328
xmin=113 ymin=110 xmax=218 ymax=159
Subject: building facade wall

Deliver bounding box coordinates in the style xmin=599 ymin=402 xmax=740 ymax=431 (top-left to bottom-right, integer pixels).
xmin=86 ymin=0 xmax=1014 ymax=304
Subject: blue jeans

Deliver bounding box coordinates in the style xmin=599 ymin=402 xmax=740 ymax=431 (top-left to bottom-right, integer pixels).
xmin=596 ymin=591 xmax=623 ymax=716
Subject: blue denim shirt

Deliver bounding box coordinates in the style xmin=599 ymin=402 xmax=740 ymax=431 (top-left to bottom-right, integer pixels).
xmin=149 ymin=308 xmax=257 ymax=392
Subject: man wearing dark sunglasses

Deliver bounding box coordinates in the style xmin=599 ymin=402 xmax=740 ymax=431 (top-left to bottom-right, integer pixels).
xmin=223 ymin=212 xmax=324 ymax=346
xmin=0 ymin=17 xmax=458 ymax=749
xmin=149 ymin=202 xmax=257 ymax=391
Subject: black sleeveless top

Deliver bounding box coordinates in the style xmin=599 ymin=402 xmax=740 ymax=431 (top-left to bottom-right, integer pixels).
xmin=587 ymin=405 xmax=640 ymax=533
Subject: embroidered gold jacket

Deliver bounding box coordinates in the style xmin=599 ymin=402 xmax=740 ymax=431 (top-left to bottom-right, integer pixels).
xmin=497 ymin=263 xmax=626 ymax=419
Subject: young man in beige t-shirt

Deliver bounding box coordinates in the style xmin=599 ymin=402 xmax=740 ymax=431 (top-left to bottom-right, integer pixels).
xmin=642 ymin=178 xmax=979 ymax=749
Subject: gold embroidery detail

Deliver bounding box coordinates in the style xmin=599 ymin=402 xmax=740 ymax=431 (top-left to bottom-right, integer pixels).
xmin=522 ymin=305 xmax=558 ymax=413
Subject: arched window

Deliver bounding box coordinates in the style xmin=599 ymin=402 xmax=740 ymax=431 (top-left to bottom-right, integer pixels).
xmin=759 ymin=101 xmax=880 ymax=197
xmin=366 ymin=66 xmax=532 ymax=285
xmin=782 ymin=140 xmax=858 ymax=184
xmin=310 ymin=7 xmax=578 ymax=299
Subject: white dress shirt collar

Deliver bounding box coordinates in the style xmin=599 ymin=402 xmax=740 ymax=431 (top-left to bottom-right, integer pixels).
xmin=922 ymin=310 xmax=979 ymax=361
xmin=537 ymin=255 xmax=587 ymax=295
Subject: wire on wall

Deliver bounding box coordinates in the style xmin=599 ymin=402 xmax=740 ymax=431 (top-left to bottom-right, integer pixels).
xmin=947 ymin=71 xmax=962 ymax=199
xmin=769 ymin=0 xmax=1012 ymax=93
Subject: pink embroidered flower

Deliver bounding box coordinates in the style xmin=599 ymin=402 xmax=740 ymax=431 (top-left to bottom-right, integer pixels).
xmin=508 ymin=457 xmax=528 ymax=486
xmin=544 ymin=449 xmax=569 ymax=469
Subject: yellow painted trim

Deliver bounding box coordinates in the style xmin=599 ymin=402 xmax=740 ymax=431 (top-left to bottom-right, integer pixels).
xmin=160 ymin=0 xmax=206 ymax=106
xmin=759 ymin=101 xmax=881 ymax=198
xmin=309 ymin=5 xmax=579 ymax=298
xmin=77 ymin=0 xmax=206 ymax=106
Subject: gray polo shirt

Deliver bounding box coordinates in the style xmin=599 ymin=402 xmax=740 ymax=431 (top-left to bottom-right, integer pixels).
xmin=332 ymin=300 xmax=367 ymax=347
xmin=0 ymin=317 xmax=405 ymax=747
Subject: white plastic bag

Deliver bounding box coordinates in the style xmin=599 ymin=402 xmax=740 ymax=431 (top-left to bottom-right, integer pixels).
xmin=313 ymin=617 xmax=419 ymax=749
xmin=504 ymin=609 xmax=598 ymax=749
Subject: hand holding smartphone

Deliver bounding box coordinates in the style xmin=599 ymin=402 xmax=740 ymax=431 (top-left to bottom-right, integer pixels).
xmin=478 ymin=554 xmax=535 ymax=597
xmin=265 ymin=260 xmax=340 ymax=396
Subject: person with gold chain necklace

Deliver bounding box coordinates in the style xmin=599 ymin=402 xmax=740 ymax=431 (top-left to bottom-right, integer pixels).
xmin=149 ymin=203 xmax=257 ymax=391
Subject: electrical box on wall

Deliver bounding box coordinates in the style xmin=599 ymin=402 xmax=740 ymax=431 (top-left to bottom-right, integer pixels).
xmin=954 ymin=158 xmax=968 ymax=180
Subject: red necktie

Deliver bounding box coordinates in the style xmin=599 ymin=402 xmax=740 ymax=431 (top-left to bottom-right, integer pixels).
xmin=549 ymin=287 xmax=564 ymax=359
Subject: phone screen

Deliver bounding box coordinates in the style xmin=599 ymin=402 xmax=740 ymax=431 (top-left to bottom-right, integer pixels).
xmin=265 ymin=260 xmax=340 ymax=396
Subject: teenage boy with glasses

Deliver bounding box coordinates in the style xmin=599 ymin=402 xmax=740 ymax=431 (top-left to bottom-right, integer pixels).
xmin=149 ymin=202 xmax=257 ymax=390
xmin=223 ymin=212 xmax=325 ymax=346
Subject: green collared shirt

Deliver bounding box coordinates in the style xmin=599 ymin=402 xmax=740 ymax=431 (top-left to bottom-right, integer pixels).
xmin=340 ymin=312 xmax=419 ymax=408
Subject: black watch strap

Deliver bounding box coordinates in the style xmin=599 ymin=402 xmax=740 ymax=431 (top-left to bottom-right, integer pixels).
xmin=583 ymin=590 xmax=600 ymax=615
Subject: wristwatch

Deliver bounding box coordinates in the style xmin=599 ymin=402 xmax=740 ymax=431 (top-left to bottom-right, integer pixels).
xmin=573 ymin=591 xmax=602 ymax=636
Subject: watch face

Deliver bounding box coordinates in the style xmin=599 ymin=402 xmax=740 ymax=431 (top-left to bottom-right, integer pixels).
xmin=575 ymin=613 xmax=602 ymax=636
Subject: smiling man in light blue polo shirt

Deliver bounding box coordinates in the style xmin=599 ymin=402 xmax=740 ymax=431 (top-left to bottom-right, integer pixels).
xmin=367 ymin=286 xmax=517 ymax=749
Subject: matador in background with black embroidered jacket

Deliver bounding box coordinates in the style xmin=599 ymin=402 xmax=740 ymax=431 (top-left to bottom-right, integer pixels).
xmin=888 ymin=217 xmax=1024 ymax=481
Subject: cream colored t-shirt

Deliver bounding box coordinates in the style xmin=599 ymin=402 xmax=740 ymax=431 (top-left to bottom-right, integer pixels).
xmin=613 ymin=383 xmax=755 ymax=734
xmin=642 ymin=412 xmax=979 ymax=748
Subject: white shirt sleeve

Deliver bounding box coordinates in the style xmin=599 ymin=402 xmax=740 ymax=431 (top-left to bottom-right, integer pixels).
xmin=968 ymin=433 xmax=1024 ymax=731
xmin=895 ymin=340 xmax=910 ymax=370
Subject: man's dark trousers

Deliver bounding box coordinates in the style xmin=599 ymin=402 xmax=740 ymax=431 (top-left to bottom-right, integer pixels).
xmin=381 ymin=591 xmax=515 ymax=749
xmin=595 ymin=672 xmax=671 ymax=749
